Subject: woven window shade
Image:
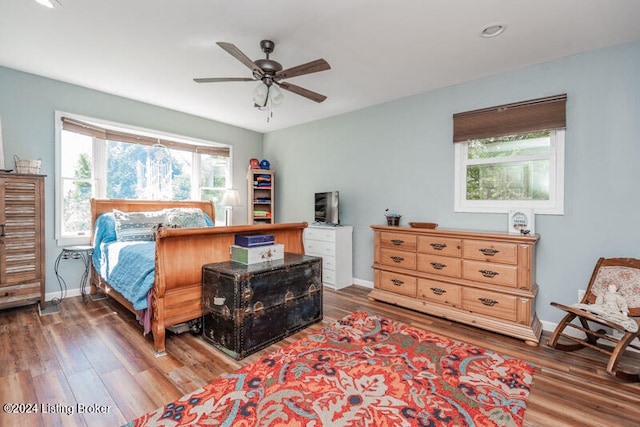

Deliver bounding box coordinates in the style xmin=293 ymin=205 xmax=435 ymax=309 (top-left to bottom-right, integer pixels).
xmin=61 ymin=117 xmax=230 ymax=157
xmin=453 ymin=94 xmax=567 ymax=143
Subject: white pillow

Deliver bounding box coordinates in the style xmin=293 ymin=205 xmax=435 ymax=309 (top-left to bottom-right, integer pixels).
xmin=163 ymin=208 xmax=209 ymax=228
xmin=113 ymin=209 xmax=167 ymax=242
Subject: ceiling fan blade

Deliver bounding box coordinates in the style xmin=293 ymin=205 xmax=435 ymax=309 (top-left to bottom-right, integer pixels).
xmin=275 ymin=59 xmax=330 ymax=80
xmin=194 ymin=77 xmax=255 ymax=83
xmin=216 ymin=42 xmax=263 ymax=76
xmin=277 ymin=82 xmax=327 ymax=103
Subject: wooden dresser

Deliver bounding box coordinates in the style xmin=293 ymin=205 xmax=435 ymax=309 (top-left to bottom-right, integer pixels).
xmin=369 ymin=225 xmax=541 ymax=345
xmin=0 ymin=173 xmax=46 ymax=311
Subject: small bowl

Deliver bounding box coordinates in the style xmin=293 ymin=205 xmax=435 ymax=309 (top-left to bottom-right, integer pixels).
xmin=409 ymin=222 xmax=438 ymax=229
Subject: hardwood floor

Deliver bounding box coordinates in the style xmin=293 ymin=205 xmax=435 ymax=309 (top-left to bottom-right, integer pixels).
xmin=1 ymin=285 xmax=639 ymax=426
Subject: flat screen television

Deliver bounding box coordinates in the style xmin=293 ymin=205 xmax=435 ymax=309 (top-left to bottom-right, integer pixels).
xmin=314 ymin=191 xmax=340 ymax=225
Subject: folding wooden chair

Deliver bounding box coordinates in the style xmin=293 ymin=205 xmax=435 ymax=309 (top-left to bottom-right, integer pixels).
xmin=548 ymin=257 xmax=640 ymax=380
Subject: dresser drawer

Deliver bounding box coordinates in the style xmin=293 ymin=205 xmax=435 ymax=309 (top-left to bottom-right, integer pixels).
xmin=417 ymin=254 xmax=462 ymax=278
xmin=323 ymin=268 xmax=336 ymax=285
xmin=417 ymin=279 xmax=461 ymax=308
xmin=0 ymin=282 xmax=41 ymax=308
xmin=320 ymin=255 xmax=336 ymax=271
xmin=463 ymin=240 xmax=517 ymax=265
xmin=462 ymin=288 xmax=517 ymax=322
xmin=380 ymin=232 xmax=417 ymax=251
xmin=462 ymin=260 xmax=518 ymax=288
xmin=380 ymin=248 xmax=417 ymax=270
xmin=305 ymin=227 xmax=336 ymax=243
xmin=417 ymin=236 xmax=462 ymax=257
xmin=305 ymin=240 xmax=336 ymax=257
xmin=379 ymin=270 xmax=417 ymax=297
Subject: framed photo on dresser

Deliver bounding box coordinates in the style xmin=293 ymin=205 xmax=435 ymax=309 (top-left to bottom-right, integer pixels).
xmin=508 ymin=209 xmax=534 ymax=235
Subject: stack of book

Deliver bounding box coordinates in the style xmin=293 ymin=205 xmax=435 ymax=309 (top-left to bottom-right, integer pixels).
xmin=230 ymin=234 xmax=284 ymax=264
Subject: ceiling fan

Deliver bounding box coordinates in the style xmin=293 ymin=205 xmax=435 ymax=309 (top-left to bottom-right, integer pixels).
xmin=194 ymin=40 xmax=331 ymax=108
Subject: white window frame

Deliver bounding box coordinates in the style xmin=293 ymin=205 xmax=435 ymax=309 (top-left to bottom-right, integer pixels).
xmin=54 ymin=111 xmax=233 ymax=246
xmin=454 ymin=129 xmax=565 ymax=215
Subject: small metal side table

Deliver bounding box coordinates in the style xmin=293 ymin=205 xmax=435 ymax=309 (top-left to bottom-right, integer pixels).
xmin=54 ymin=245 xmax=93 ymax=304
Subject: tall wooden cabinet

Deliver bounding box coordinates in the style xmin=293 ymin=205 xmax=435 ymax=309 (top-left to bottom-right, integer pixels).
xmin=0 ymin=173 xmax=46 ymax=310
xmin=247 ymin=169 xmax=274 ymax=224
xmin=369 ymin=225 xmax=541 ymax=345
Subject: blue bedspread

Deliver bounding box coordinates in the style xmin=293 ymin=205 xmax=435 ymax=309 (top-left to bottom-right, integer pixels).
xmin=102 ymin=241 xmax=156 ymax=310
xmin=92 ymin=213 xmax=155 ymax=310
xmin=91 ymin=209 xmax=214 ymax=311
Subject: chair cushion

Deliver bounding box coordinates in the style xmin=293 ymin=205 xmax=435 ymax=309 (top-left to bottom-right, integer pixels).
xmin=592 ymin=266 xmax=640 ymax=309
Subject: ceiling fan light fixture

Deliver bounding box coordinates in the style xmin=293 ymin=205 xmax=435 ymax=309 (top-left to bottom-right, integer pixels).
xmin=480 ymin=23 xmax=506 ymax=38
xmin=270 ymin=85 xmax=284 ymax=106
xmin=253 ymin=82 xmax=268 ymax=107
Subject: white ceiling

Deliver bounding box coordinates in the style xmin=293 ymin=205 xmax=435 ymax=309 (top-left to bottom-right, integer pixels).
xmin=2 ymin=0 xmax=640 ymax=133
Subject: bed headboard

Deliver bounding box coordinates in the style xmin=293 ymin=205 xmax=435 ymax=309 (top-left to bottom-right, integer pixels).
xmin=90 ymin=198 xmax=216 ymax=236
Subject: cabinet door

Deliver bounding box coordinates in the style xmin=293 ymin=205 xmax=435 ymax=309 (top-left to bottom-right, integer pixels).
xmin=0 ymin=176 xmax=44 ymax=286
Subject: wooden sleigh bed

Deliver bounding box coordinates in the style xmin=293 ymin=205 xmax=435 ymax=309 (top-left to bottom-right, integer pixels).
xmin=90 ymin=198 xmax=308 ymax=355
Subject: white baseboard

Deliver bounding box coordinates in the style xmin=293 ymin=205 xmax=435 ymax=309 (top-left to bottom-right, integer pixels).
xmin=45 ymin=287 xmax=83 ymax=302
xmin=352 ymin=278 xmax=373 ymax=289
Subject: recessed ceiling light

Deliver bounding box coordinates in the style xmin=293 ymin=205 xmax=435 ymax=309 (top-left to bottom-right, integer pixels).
xmin=34 ymin=0 xmax=62 ymax=8
xmin=480 ymin=24 xmax=506 ymax=38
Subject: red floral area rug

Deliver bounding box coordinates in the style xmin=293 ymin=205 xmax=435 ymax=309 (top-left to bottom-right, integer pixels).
xmin=125 ymin=311 xmax=535 ymax=427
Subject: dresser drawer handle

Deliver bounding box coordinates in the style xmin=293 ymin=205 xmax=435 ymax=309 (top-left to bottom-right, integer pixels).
xmin=0 ymin=224 xmax=5 ymax=237
xmin=478 ymin=269 xmax=499 ymax=278
xmin=479 ymin=248 xmax=500 ymax=256
xmin=430 ymin=262 xmax=446 ymax=270
xmin=430 ymin=243 xmax=447 ymax=250
xmin=390 ymin=239 xmax=404 ymax=246
xmin=390 ymin=256 xmax=405 ymax=263
xmin=478 ymin=297 xmax=498 ymax=307
xmin=2 ymin=292 xmax=9 ymax=297
xmin=430 ymin=287 xmax=446 ymax=295
xmin=390 ymin=278 xmax=404 ymax=286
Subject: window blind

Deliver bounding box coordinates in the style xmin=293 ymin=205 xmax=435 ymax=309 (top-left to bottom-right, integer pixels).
xmin=61 ymin=116 xmax=230 ymax=157
xmin=453 ymin=94 xmax=567 ymax=143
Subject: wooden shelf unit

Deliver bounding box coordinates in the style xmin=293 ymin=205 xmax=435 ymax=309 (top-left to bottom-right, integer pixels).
xmin=369 ymin=225 xmax=542 ymax=345
xmin=0 ymin=173 xmax=46 ymax=311
xmin=247 ymin=169 xmax=274 ymax=224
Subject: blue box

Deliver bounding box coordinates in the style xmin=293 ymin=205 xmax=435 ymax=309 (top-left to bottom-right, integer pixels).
xmin=234 ymin=234 xmax=275 ymax=247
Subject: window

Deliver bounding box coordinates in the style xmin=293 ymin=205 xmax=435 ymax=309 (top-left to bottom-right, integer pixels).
xmin=55 ymin=113 xmax=232 ymax=244
xmin=453 ymin=95 xmax=566 ymax=215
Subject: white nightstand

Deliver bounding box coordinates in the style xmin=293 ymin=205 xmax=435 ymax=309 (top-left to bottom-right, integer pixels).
xmin=304 ymin=225 xmax=353 ymax=290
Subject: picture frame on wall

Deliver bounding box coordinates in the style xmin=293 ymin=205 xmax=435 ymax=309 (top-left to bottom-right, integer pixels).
xmin=508 ymin=208 xmax=534 ymax=235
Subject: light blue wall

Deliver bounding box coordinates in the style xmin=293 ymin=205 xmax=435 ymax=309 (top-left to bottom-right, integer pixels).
xmin=264 ymin=40 xmax=640 ymax=326
xmin=0 ymin=66 xmax=263 ymax=297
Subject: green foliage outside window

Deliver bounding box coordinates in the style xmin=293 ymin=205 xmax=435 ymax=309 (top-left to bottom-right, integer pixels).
xmin=465 ymin=131 xmax=551 ymax=201
xmin=62 ymin=137 xmax=230 ymax=236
